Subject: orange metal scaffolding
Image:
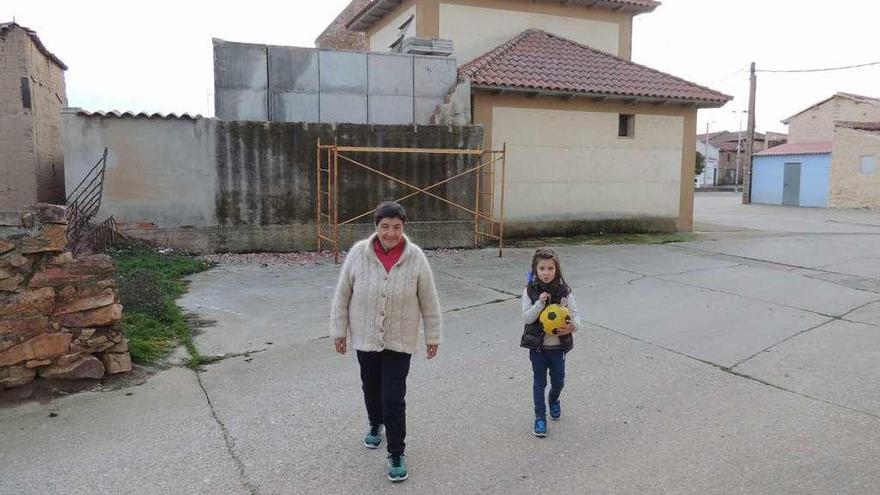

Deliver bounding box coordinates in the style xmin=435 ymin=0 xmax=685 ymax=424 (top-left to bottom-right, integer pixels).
xmin=316 ymin=139 xmax=507 ymax=262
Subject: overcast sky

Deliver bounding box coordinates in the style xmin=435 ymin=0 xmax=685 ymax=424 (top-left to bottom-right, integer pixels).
xmin=7 ymin=0 xmax=880 ymax=136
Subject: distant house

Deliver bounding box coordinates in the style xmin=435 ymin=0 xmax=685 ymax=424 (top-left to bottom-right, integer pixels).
xmin=326 ymin=0 xmax=731 ymax=233
xmin=829 ymin=121 xmax=880 ymax=208
xmin=751 ymin=92 xmax=880 ymax=208
xmin=0 ymin=22 xmax=68 ymax=210
xmin=696 ymin=130 xmax=786 ymax=187
xmin=784 ymin=92 xmax=880 ymax=144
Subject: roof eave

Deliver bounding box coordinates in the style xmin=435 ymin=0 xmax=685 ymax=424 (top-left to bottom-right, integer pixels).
xmin=0 ymin=22 xmax=68 ymax=70
xmin=471 ymin=84 xmax=728 ymax=108
xmin=346 ymin=0 xmax=406 ymax=31
xmin=346 ymin=0 xmax=660 ymax=31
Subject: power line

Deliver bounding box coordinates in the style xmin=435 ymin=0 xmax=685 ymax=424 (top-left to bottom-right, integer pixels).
xmin=757 ymin=60 xmax=880 ymax=73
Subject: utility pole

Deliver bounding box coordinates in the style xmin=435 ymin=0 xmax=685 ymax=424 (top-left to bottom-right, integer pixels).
xmin=734 ymin=120 xmax=742 ymax=192
xmin=704 ymin=122 xmax=711 ymax=186
xmin=743 ymin=62 xmax=757 ymax=204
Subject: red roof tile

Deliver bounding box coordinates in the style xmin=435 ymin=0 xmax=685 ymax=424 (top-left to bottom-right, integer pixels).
xmin=754 ymin=141 xmax=832 ymax=157
xmin=346 ymin=0 xmax=660 ymax=31
xmin=459 ymin=30 xmax=731 ymax=106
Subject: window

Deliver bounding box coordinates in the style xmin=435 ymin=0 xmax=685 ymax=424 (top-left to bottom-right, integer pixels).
xmin=860 ymin=155 xmax=876 ymax=175
xmin=20 ymin=77 xmax=31 ymax=109
xmin=618 ymin=114 xmax=634 ymax=138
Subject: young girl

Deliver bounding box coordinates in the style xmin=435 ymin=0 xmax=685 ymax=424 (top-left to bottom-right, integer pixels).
xmin=520 ymin=247 xmax=582 ymax=437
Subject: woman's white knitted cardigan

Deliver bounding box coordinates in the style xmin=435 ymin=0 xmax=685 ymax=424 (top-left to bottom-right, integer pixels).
xmin=330 ymin=235 xmax=442 ymax=355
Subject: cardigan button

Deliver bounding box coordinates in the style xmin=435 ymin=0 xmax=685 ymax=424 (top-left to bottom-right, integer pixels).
xmin=379 ymin=311 xmax=386 ymax=317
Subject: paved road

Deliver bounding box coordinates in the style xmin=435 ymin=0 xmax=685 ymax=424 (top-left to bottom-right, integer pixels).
xmin=3 ymin=193 xmax=880 ymax=494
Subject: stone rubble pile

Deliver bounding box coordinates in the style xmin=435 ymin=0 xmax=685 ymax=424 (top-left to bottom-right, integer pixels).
xmin=0 ymin=204 xmax=131 ymax=389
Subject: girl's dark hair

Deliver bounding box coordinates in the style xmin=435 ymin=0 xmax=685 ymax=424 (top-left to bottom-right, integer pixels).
xmin=528 ymin=247 xmax=570 ymax=297
xmin=374 ymin=201 xmax=407 ymax=225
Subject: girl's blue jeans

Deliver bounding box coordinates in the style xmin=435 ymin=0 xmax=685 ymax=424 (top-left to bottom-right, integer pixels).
xmin=529 ymin=349 xmax=565 ymax=419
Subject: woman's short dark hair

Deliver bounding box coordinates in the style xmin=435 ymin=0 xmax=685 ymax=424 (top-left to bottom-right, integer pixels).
xmin=374 ymin=201 xmax=407 ymax=225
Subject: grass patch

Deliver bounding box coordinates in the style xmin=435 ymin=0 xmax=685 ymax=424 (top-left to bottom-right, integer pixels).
xmin=509 ymin=232 xmax=698 ymax=248
xmin=111 ymin=247 xmax=212 ymax=367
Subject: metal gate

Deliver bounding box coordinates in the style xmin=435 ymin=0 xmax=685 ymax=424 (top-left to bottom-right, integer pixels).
xmin=315 ymin=140 xmax=507 ymax=262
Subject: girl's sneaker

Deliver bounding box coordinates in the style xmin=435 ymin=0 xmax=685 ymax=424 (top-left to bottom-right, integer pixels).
xmin=387 ymin=454 xmax=408 ymax=482
xmin=533 ymin=418 xmax=548 ymax=437
xmin=550 ymin=402 xmax=561 ymax=421
xmin=364 ymin=424 xmax=383 ymax=449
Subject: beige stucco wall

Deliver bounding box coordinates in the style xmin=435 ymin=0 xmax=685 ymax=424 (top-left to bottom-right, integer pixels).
xmin=369 ymin=4 xmax=417 ymax=52
xmin=479 ymin=97 xmax=692 ymax=230
xmin=787 ymin=98 xmax=880 ymax=144
xmin=829 ymin=126 xmax=880 ymax=208
xmin=439 ymin=1 xmax=621 ymax=63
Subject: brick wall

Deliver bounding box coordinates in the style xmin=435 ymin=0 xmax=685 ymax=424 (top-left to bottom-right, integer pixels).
xmin=829 ymin=126 xmax=880 ymax=208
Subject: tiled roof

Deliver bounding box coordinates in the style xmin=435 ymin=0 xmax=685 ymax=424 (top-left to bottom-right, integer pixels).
xmin=65 ymin=108 xmax=204 ymax=120
xmin=459 ymin=30 xmax=731 ymax=106
xmin=836 ymin=120 xmax=880 ymax=132
xmin=782 ymin=92 xmax=880 ymax=123
xmin=346 ymin=0 xmax=661 ymax=31
xmin=754 ymin=141 xmax=832 ymax=157
xmin=0 ymin=22 xmax=67 ymax=70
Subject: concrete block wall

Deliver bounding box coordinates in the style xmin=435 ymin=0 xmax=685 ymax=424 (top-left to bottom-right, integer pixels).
xmin=214 ymin=39 xmax=458 ymax=125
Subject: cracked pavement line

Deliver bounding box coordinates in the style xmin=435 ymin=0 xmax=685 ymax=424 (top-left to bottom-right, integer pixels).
xmin=586 ymin=320 xmax=880 ymax=422
xmin=444 ymin=297 xmax=518 ymax=314
xmin=432 ymin=267 xmax=521 ymax=297
xmin=195 ymin=370 xmax=259 ymax=495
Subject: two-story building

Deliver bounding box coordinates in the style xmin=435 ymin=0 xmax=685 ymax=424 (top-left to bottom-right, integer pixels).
xmin=324 ymin=0 xmax=730 ymax=234
xmin=0 ymin=22 xmax=68 ymax=210
xmin=752 ymin=92 xmax=880 ymax=208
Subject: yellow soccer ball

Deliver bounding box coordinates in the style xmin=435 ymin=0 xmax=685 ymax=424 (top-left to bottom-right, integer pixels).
xmin=540 ymin=304 xmax=571 ymax=336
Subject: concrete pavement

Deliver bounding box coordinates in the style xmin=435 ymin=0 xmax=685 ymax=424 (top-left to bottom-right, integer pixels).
xmin=3 ymin=192 xmax=880 ymax=494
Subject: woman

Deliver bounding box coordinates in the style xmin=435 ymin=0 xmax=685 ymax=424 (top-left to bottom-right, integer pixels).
xmin=330 ymin=201 xmax=442 ymax=483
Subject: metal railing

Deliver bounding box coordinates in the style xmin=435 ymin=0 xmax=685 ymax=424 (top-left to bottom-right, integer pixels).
xmin=66 ymin=148 xmax=109 ymax=253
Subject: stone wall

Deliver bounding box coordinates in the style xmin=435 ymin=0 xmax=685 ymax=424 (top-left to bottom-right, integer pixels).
xmin=829 ymin=125 xmax=880 ymax=208
xmin=0 ymin=204 xmax=131 ymax=390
